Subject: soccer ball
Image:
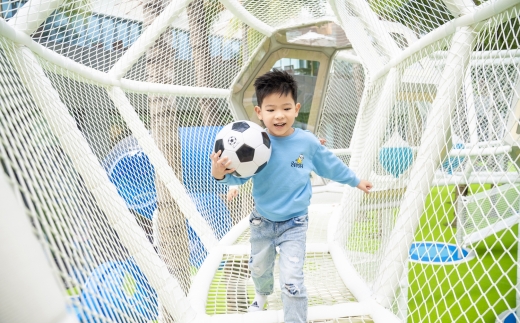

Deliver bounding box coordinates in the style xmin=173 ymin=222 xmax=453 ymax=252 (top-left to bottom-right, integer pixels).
xmin=214 ymin=120 xmax=271 ymax=178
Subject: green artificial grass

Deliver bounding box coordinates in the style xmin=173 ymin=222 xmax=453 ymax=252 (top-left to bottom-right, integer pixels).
xmin=122 ymin=272 xmax=137 ymax=298
xmin=205 ymin=261 xmax=256 ymax=314
xmin=66 ymin=286 xmax=81 ymax=297
xmin=408 ymin=185 xmax=518 ymax=323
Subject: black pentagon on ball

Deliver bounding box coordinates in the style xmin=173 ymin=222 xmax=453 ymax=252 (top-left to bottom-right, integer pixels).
xmin=261 ymin=132 xmax=271 ymax=148
xmin=231 ymin=121 xmax=250 ymax=133
xmin=255 ymin=161 xmax=267 ymax=174
xmin=214 ymin=138 xmax=224 ymax=153
xmin=235 ymin=144 xmax=255 ymax=162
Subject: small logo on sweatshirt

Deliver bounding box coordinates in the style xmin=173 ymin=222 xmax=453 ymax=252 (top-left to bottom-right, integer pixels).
xmin=291 ymin=154 xmax=304 ymax=168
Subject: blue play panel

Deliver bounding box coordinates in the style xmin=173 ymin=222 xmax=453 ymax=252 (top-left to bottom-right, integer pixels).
xmin=103 ymin=128 xmax=232 ymax=267
xmin=108 ymin=150 xmax=156 ymax=220
xmin=504 ymin=313 xmax=519 ymax=323
xmin=379 ymin=146 xmax=413 ymax=178
xmin=497 ymin=310 xmax=520 ymax=323
xmin=409 ymin=242 xmax=470 ymax=263
xmin=441 ymin=143 xmax=465 ymax=174
xmin=75 ymin=259 xmax=158 ymax=322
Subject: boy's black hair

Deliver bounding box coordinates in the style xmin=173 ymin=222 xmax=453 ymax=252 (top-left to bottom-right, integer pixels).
xmin=254 ymin=69 xmax=298 ymax=107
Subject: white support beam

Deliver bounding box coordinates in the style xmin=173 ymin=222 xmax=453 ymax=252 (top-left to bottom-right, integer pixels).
xmin=328 ymin=0 xmax=401 ymax=70
xmin=334 ymin=51 xmax=362 ymax=65
xmin=343 ymin=0 xmax=402 ymax=57
xmin=121 ymin=78 xmax=230 ymax=98
xmin=0 ymin=167 xmax=79 ymax=323
xmin=371 ymin=0 xmax=520 ymax=82
xmin=4 ymin=44 xmax=197 ymax=323
xmin=7 ymin=0 xmax=64 ymax=35
xmin=372 ymin=26 xmax=476 ymax=309
xmin=328 ymin=0 xmax=384 ymax=75
xmin=219 ymin=0 xmax=275 ymax=37
xmin=109 ymin=0 xmax=194 ymax=80
xmin=352 ymin=69 xmax=401 ymax=174
xmin=0 ymin=17 xmax=231 ymax=98
xmin=464 ymin=67 xmax=479 ymax=145
xmin=339 ymin=68 xmax=400 ymax=233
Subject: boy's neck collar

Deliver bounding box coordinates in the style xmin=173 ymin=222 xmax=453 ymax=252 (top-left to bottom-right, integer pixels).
xmin=267 ymin=128 xmax=299 ymax=140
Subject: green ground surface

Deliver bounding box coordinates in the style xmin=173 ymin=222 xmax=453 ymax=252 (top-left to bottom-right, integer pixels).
xmin=408 ymin=185 xmax=518 ymax=323
xmin=206 ymin=265 xmax=256 ymax=314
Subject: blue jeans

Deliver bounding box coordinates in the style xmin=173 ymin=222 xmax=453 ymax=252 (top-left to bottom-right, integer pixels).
xmin=248 ymin=209 xmax=308 ymax=323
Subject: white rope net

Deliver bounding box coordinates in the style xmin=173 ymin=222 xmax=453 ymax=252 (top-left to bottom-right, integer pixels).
xmin=0 ymin=0 xmax=519 ymax=323
xmin=316 ymin=53 xmax=365 ymax=165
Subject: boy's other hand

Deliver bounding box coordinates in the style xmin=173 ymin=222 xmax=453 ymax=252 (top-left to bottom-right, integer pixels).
xmin=210 ymin=150 xmax=235 ymax=180
xmin=227 ymin=188 xmax=239 ymax=201
xmin=319 ymin=138 xmax=327 ymax=145
xmin=357 ymin=180 xmax=373 ymax=194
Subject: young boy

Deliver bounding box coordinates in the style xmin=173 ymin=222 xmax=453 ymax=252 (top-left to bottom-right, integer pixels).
xmin=210 ymin=70 xmax=372 ymax=323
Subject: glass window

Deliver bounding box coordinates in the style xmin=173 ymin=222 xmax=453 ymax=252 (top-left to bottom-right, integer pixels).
xmin=70 ymin=16 xmax=86 ymax=46
xmin=176 ymin=31 xmax=192 ymax=60
xmin=222 ymin=39 xmax=240 ymax=60
xmin=87 ymin=16 xmax=101 ymax=47
xmin=210 ymin=36 xmax=222 ymax=57
xmin=128 ymin=23 xmax=141 ymax=47
xmin=116 ymin=21 xmax=129 ymax=49
xmin=1 ymin=0 xmax=27 ymax=20
xmin=101 ymin=18 xmax=115 ymax=51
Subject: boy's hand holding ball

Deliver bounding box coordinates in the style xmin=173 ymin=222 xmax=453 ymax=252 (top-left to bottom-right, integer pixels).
xmin=211 ymin=150 xmax=235 ymax=180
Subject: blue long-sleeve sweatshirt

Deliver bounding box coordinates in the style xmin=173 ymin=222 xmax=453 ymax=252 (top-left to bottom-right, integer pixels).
xmin=217 ymin=128 xmax=360 ymax=222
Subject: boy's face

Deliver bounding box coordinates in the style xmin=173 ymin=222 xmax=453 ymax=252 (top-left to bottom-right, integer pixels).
xmin=254 ymin=92 xmax=301 ymax=137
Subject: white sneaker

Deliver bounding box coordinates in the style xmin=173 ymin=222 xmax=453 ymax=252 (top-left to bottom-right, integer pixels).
xmin=248 ymin=300 xmax=265 ymax=312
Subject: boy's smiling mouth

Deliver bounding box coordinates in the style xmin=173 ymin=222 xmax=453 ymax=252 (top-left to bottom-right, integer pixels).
xmin=274 ymin=123 xmax=286 ymax=127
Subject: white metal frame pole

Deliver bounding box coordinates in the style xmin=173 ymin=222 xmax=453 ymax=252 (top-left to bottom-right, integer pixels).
xmin=372 ymin=26 xmax=476 ymax=308
xmin=107 ymin=87 xmax=219 ymax=248
xmin=218 ymin=0 xmax=275 ymax=37
xmin=0 ymin=165 xmax=78 ymax=323
xmin=349 ymin=68 xmax=400 ymax=174
xmin=4 ymin=44 xmax=198 ymax=323
xmin=329 ymin=0 xmax=401 ymax=77
xmin=464 ymin=68 xmax=479 ymax=145
xmin=109 ymin=0 xmax=194 ymax=79
xmin=334 ymin=68 xmax=401 ymax=251
xmin=328 ymin=0 xmax=386 ymax=75
xmin=335 ymin=50 xmax=363 ymax=65
xmin=341 ymin=0 xmax=402 ymax=58
xmin=370 ymin=0 xmax=519 ymax=82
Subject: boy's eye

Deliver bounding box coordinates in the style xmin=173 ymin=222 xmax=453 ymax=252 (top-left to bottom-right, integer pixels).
xmin=266 ymin=109 xmax=274 ymax=112
xmin=284 ymin=108 xmax=291 ymax=111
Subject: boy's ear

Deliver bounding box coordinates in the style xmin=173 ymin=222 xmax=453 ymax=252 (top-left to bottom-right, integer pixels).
xmin=295 ymin=103 xmax=301 ymax=115
xmin=254 ymin=106 xmax=262 ymax=120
